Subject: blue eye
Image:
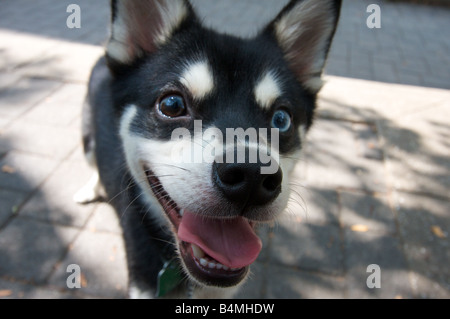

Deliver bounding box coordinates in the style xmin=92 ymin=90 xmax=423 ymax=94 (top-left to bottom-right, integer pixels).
xmin=158 ymin=95 xmax=187 ymax=118
xmin=271 ymin=110 xmax=292 ymax=132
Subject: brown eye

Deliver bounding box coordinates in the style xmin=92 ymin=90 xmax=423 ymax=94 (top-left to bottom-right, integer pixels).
xmin=158 ymin=95 xmax=187 ymax=118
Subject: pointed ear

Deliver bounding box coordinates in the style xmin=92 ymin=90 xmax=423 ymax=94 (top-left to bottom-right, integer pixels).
xmin=106 ymin=0 xmax=195 ymax=67
xmin=265 ymin=0 xmax=341 ymax=93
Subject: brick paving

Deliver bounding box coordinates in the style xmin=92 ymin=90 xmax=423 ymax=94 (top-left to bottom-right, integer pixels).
xmin=0 ymin=0 xmax=449 ymax=299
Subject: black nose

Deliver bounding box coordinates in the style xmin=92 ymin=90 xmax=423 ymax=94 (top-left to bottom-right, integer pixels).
xmin=213 ymin=161 xmax=283 ymax=207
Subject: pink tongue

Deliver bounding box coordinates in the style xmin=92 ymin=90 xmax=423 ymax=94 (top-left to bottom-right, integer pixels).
xmin=178 ymin=211 xmax=262 ymax=269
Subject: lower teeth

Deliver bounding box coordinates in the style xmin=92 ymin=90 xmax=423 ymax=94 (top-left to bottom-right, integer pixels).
xmin=200 ymin=257 xmax=236 ymax=271
xmin=192 ymin=244 xmax=239 ymax=271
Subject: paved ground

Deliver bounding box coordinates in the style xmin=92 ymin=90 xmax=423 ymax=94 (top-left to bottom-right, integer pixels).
xmin=0 ymin=0 xmax=449 ymax=299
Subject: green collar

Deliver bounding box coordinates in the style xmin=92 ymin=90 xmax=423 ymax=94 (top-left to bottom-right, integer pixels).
xmin=156 ymin=258 xmax=185 ymax=298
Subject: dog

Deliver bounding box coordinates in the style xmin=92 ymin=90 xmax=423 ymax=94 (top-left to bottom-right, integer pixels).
xmin=74 ymin=0 xmax=341 ymax=299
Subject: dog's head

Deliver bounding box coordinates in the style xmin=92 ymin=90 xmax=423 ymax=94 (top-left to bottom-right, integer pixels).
xmin=107 ymin=0 xmax=341 ymax=289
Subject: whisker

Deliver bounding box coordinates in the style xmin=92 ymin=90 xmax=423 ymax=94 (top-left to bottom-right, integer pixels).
xmin=120 ymin=191 xmax=145 ymax=220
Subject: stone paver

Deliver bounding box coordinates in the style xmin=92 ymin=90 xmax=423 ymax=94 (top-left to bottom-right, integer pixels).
xmin=0 ymin=218 xmax=79 ymax=283
xmin=265 ymin=265 xmax=346 ymax=299
xmin=0 ymin=189 xmax=28 ymax=227
xmin=303 ymin=119 xmax=387 ymax=192
xmin=344 ymin=230 xmax=412 ymax=299
xmin=1 ymin=121 xmax=80 ymax=160
xmin=0 ymin=152 xmax=60 ymax=192
xmin=21 ymin=83 xmax=87 ymax=127
xmin=85 ymin=202 xmax=123 ymax=235
xmin=19 ymin=160 xmax=98 ymax=227
xmin=0 ymin=77 xmax=62 ymax=122
xmin=272 ymin=220 xmax=344 ymax=276
xmin=0 ymin=0 xmax=449 ymax=299
xmin=0 ymin=279 xmax=73 ymax=299
xmin=48 ymin=230 xmax=128 ymax=298
xmin=394 ymin=192 xmax=450 ymax=298
xmin=340 ymin=191 xmax=396 ymax=235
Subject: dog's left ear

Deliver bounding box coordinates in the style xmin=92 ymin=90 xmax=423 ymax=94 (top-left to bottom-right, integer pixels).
xmin=106 ymin=0 xmax=196 ymax=70
xmin=264 ymin=0 xmax=342 ymax=93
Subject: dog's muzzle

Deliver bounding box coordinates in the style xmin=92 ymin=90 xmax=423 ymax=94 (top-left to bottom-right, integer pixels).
xmin=145 ymin=147 xmax=283 ymax=288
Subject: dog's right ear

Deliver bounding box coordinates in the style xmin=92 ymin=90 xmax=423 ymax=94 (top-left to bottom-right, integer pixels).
xmin=264 ymin=0 xmax=341 ymax=94
xmin=106 ymin=0 xmax=195 ymax=71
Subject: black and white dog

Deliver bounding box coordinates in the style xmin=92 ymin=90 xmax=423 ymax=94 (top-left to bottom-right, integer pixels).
xmin=75 ymin=0 xmax=341 ymax=298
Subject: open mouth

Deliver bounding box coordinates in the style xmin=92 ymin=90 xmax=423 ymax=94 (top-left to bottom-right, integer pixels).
xmin=145 ymin=168 xmax=262 ymax=287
